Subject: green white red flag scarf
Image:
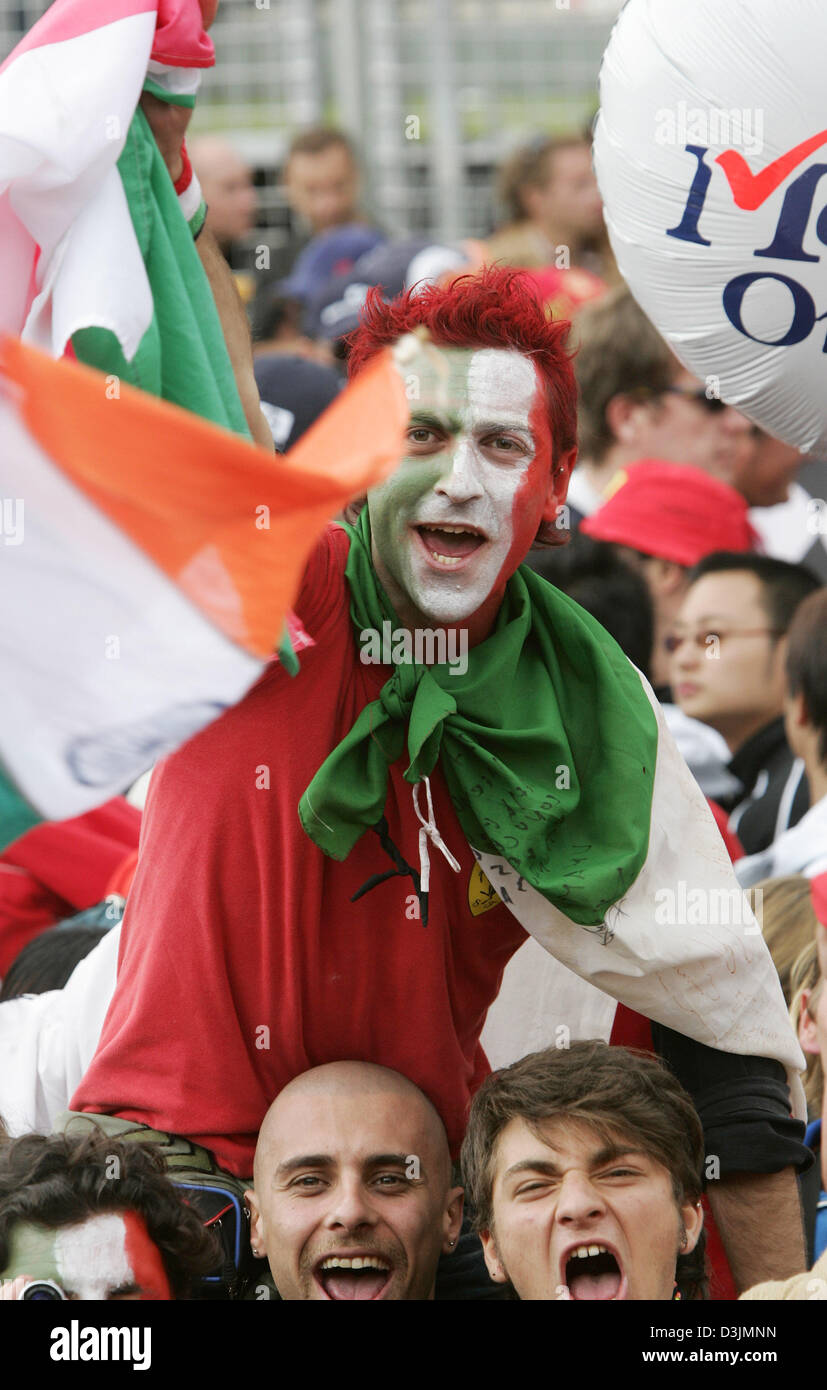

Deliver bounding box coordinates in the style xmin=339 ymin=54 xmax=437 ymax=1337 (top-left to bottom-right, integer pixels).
xmin=0 ymin=340 xmax=407 ymax=841
xmin=0 ymin=0 xmax=244 ymax=431
xmin=300 ymin=513 xmax=807 ymax=1115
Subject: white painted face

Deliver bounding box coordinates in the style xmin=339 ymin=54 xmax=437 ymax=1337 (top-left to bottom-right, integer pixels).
xmin=54 ymin=1213 xmax=136 ymax=1300
xmin=50 ymin=1211 xmax=171 ymax=1300
xmin=367 ymin=344 xmax=555 ymax=627
xmin=3 ymin=1209 xmax=172 ymax=1300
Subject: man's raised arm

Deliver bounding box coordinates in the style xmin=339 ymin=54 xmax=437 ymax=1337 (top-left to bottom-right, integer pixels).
xmin=139 ymin=91 xmax=273 ymax=452
xmin=708 ymin=1168 xmax=806 ymax=1291
xmin=194 ymin=225 xmax=274 ymax=451
xmin=651 ymin=1023 xmax=809 ymax=1292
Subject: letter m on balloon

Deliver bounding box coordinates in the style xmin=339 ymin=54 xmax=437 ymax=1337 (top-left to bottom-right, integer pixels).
xmin=667 ymin=130 xmax=827 ymax=254
xmin=667 ymin=132 xmax=827 ymax=351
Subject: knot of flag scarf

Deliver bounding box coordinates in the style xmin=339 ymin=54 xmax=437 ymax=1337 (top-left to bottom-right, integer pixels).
xmin=298 ymin=509 xmax=659 ymax=928
xmin=375 ymin=664 xmax=458 ymax=772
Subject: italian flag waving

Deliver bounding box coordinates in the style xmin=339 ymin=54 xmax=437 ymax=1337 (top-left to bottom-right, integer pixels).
xmin=0 ymin=0 xmax=244 ymax=430
xmin=0 ymin=2 xmax=408 ymax=851
xmin=0 ymin=338 xmax=406 ymax=837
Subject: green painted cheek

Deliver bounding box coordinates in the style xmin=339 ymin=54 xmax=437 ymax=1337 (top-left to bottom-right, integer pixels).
xmin=368 ymin=455 xmax=448 ymax=563
xmin=371 ymin=453 xmax=446 ymax=507
xmin=2 ymin=1222 xmax=61 ymax=1284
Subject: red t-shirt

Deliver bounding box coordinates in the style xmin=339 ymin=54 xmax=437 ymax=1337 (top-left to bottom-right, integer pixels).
xmin=73 ymin=526 xmax=526 ymax=1176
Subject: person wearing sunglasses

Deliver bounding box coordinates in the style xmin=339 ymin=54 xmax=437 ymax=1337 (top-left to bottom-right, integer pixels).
xmin=569 ymin=285 xmax=753 ymax=527
xmin=668 ymin=552 xmax=820 ymax=857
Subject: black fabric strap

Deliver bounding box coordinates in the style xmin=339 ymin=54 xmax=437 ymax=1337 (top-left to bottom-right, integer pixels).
xmin=350 ymin=816 xmax=429 ymax=925
xmin=651 ymin=1023 xmax=811 ymax=1176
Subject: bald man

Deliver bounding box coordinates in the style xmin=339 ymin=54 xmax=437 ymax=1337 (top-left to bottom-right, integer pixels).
xmin=245 ymin=1062 xmax=463 ymax=1300
xmin=189 ymin=135 xmax=258 ymax=254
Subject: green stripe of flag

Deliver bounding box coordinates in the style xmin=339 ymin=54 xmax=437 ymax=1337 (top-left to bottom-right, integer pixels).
xmin=72 ymin=105 xmax=250 ymax=438
xmin=0 ymin=763 xmax=41 ymax=853
xmin=141 ymin=77 xmax=196 ymax=109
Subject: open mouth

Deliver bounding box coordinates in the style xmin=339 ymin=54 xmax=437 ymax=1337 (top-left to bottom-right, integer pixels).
xmin=314 ymin=1254 xmax=393 ymax=1301
xmin=562 ymin=1243 xmax=626 ymax=1301
xmin=414 ymin=523 xmax=487 ymax=569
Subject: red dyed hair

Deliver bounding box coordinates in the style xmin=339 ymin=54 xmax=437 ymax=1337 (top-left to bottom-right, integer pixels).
xmin=346 ymin=266 xmax=578 ymax=465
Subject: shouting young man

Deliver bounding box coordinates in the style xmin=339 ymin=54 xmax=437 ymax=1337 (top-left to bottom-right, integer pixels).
xmin=245 ymin=1061 xmax=463 ymax=1301
xmin=69 ymin=269 xmax=807 ymax=1293
xmin=462 ymin=1042 xmax=705 ymax=1302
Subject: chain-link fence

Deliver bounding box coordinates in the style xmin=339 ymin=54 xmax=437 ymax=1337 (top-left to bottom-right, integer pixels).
xmin=3 ymin=0 xmax=622 ymax=248
xmin=196 ymin=0 xmax=620 ymax=243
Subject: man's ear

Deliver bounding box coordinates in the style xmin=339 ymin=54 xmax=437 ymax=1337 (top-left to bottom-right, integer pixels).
xmin=799 ymin=990 xmax=820 ymax=1056
xmin=786 ymin=689 xmax=809 ymax=730
xmin=442 ymin=1187 xmax=465 ymax=1254
xmin=679 ymin=1199 xmax=704 ymax=1256
xmin=244 ymin=1188 xmax=266 ymax=1256
xmin=605 ymin=393 xmax=648 ymax=447
xmin=648 ymin=558 xmax=687 ymax=600
xmin=541 ymin=445 xmax=578 ymax=523
xmin=479 ymin=1228 xmax=509 ymax=1284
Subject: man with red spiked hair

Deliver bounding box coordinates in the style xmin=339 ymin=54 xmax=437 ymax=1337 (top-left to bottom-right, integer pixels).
xmin=69 ymin=268 xmax=807 ymax=1296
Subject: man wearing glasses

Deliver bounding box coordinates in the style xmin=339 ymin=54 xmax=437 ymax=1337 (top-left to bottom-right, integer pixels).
xmin=668 ymin=553 xmax=820 ymax=856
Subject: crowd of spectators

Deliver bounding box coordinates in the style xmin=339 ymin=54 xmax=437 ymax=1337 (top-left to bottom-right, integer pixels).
xmin=2 ymin=111 xmax=827 ymax=1306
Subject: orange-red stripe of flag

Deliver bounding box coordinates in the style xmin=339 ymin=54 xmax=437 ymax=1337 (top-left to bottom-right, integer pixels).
xmin=0 ymin=337 xmax=406 ymax=658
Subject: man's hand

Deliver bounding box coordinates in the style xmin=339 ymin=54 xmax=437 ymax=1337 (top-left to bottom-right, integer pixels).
xmin=708 ymin=1167 xmax=807 ymax=1293
xmin=139 ymin=91 xmax=192 ymax=184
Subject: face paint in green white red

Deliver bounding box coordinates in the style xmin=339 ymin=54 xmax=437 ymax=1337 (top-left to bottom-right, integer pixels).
xmin=367 ymin=344 xmax=568 ymax=640
xmin=2 ymin=1210 xmax=172 ymax=1300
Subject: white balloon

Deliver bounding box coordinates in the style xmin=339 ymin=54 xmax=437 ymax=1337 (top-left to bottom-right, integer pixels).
xmin=594 ymin=0 xmax=827 ymax=454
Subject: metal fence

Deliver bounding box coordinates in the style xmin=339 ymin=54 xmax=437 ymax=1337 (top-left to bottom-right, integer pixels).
xmin=3 ymin=0 xmax=621 ymax=246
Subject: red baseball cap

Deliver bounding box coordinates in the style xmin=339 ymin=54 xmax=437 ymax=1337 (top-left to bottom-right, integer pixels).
xmin=580 ymin=459 xmax=758 ymax=566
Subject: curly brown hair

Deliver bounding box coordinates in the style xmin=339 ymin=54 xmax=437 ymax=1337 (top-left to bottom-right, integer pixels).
xmin=0 ymin=1132 xmax=220 ymax=1298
